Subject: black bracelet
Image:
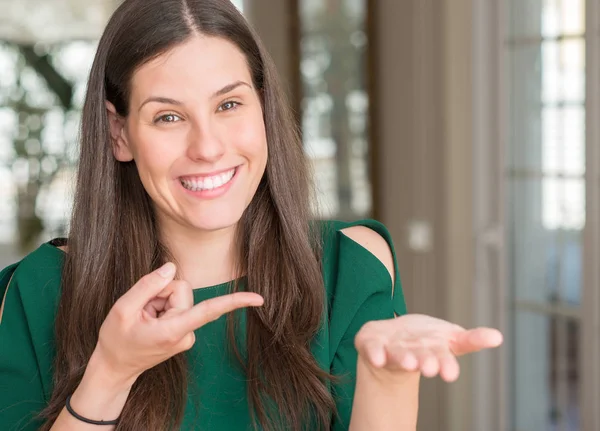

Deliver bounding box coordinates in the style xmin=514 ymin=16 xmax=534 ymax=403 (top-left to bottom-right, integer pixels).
xmin=65 ymin=395 xmax=120 ymax=426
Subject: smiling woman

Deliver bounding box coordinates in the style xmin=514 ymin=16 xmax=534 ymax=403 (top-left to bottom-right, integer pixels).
xmin=107 ymin=36 xmax=268 ymax=236
xmin=0 ymin=1 xmax=502 ymax=430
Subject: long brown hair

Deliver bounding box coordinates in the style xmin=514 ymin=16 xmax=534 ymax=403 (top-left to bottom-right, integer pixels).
xmin=39 ymin=0 xmax=334 ymax=429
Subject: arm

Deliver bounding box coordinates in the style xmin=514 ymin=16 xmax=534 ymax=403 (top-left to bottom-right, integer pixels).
xmin=0 ymin=265 xmax=129 ymax=431
xmin=342 ymin=227 xmax=503 ymax=431
xmin=0 ymin=265 xmax=46 ymax=431
xmin=350 ymin=359 xmax=419 ymax=430
xmin=340 ymin=226 xmax=419 ymax=431
xmin=49 ymin=263 xmax=263 ymax=430
xmin=2 ymin=261 xmax=263 ymax=431
xmin=49 ymin=352 xmax=132 ymax=431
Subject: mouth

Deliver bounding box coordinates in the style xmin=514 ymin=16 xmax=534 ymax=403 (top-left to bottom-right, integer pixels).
xmin=179 ymin=167 xmax=237 ymax=192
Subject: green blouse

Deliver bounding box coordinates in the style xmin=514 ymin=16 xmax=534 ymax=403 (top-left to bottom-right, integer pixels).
xmin=0 ymin=219 xmax=406 ymax=430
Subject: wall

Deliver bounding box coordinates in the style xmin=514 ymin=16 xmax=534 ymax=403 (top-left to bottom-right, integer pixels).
xmin=372 ymin=0 xmax=476 ymax=429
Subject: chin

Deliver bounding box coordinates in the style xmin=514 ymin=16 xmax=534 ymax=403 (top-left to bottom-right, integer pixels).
xmin=188 ymin=212 xmax=243 ymax=233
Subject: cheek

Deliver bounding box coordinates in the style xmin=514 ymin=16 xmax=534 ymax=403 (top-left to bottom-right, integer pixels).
xmin=129 ymin=128 xmax=181 ymax=175
xmin=231 ymin=114 xmax=268 ymax=161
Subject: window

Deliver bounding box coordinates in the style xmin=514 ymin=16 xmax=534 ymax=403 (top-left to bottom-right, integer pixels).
xmin=505 ymin=1 xmax=585 ymax=430
xmin=298 ymin=0 xmax=371 ymax=219
xmin=0 ymin=2 xmax=105 ymax=260
xmin=0 ymin=1 xmax=251 ymax=265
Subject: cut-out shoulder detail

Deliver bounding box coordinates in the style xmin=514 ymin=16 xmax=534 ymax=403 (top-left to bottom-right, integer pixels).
xmin=49 ymin=238 xmax=67 ymax=250
xmin=340 ymin=225 xmax=395 ymax=286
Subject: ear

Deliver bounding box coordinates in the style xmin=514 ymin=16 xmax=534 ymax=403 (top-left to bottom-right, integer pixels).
xmin=106 ymin=101 xmax=133 ymax=162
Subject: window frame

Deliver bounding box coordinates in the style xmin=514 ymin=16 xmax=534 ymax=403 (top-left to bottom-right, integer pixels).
xmin=474 ymin=0 xmax=600 ymax=429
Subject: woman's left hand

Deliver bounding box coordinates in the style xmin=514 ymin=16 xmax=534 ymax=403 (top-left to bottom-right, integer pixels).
xmin=354 ymin=314 xmax=503 ymax=382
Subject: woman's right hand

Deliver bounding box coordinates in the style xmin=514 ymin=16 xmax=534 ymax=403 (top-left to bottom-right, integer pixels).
xmin=91 ymin=262 xmax=263 ymax=386
xmin=50 ymin=262 xmax=262 ymax=429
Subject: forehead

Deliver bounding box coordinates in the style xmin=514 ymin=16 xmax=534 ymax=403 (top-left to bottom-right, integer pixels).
xmin=130 ymin=35 xmax=252 ymax=100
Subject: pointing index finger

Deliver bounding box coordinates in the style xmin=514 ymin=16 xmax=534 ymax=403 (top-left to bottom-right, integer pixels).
xmin=169 ymin=292 xmax=264 ymax=335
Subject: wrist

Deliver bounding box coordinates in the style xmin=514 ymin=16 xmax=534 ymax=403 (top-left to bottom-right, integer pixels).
xmin=87 ymin=347 xmax=139 ymax=389
xmin=67 ymin=350 xmax=137 ymax=423
xmin=357 ymin=355 xmax=420 ymax=389
xmin=70 ymin=354 xmax=135 ymax=421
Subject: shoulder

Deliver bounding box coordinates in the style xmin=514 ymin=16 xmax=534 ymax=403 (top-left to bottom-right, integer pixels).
xmin=0 ymin=242 xmax=63 ymax=419
xmin=318 ymin=219 xmax=406 ymax=362
xmin=316 ymin=219 xmax=405 ymax=315
xmin=317 ymin=218 xmax=396 ymax=283
xmin=0 ymin=241 xmax=64 ymax=325
xmin=338 ymin=225 xmax=394 ymax=284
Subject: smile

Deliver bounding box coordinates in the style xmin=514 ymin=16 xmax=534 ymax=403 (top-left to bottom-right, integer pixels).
xmin=179 ymin=167 xmax=237 ymax=192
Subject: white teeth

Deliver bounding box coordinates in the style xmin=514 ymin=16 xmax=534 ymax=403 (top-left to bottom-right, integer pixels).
xmin=180 ymin=168 xmax=235 ymax=191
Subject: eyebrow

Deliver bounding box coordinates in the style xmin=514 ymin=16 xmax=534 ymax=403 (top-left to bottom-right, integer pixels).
xmin=213 ymin=80 xmax=252 ymax=97
xmin=137 ymin=80 xmax=252 ymax=112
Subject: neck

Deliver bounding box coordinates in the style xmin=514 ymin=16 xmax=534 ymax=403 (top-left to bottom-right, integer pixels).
xmin=159 ymin=218 xmax=240 ymax=289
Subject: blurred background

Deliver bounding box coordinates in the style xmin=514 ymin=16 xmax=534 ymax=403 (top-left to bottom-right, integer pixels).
xmin=0 ymin=0 xmax=597 ymax=430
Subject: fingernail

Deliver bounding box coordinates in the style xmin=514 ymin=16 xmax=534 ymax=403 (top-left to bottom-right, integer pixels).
xmin=158 ymin=262 xmax=175 ymax=278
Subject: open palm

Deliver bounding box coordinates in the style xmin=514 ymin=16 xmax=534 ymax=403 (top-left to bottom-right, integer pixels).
xmin=354 ymin=314 xmax=503 ymax=382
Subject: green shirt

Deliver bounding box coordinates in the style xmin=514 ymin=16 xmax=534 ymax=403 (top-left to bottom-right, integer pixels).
xmin=0 ymin=219 xmax=406 ymax=430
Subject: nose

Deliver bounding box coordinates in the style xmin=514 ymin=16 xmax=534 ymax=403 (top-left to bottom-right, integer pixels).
xmin=186 ymin=120 xmax=225 ymax=163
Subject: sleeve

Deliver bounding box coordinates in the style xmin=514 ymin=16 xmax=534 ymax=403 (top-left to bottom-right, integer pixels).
xmin=327 ymin=220 xmax=407 ymax=430
xmin=0 ymin=264 xmax=47 ymax=431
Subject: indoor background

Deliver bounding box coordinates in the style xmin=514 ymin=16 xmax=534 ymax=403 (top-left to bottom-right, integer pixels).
xmin=0 ymin=1 xmax=596 ymax=430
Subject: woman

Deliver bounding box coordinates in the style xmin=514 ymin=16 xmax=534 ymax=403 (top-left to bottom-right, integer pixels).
xmin=0 ymin=0 xmax=502 ymax=430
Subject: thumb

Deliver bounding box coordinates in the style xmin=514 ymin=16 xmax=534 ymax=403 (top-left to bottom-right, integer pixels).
xmin=118 ymin=262 xmax=177 ymax=310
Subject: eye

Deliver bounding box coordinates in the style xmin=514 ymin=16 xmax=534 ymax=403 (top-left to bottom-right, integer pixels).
xmin=154 ymin=113 xmax=182 ymax=124
xmin=218 ymin=101 xmax=240 ymax=112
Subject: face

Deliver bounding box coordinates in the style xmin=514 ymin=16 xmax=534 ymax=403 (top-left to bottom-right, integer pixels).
xmin=107 ymin=35 xmax=268 ymax=235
